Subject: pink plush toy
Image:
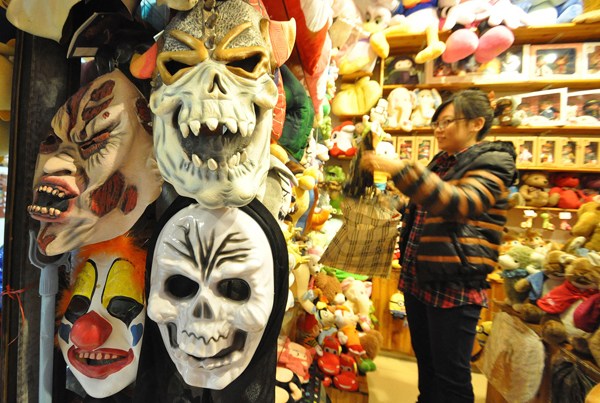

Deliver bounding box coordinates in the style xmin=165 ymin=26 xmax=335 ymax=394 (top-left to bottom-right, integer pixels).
xmin=440 ymin=0 xmax=528 ymax=64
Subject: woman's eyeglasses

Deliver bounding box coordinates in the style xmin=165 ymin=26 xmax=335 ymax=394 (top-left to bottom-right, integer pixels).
xmin=430 ymin=117 xmax=467 ymax=131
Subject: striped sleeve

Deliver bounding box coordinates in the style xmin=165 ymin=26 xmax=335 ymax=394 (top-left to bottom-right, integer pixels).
xmin=392 ymin=154 xmax=513 ymax=219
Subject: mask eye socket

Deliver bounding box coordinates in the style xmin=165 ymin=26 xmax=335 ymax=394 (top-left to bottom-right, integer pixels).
xmin=217 ymin=279 xmax=250 ymax=301
xmin=64 ymin=295 xmax=91 ymax=324
xmin=107 ymin=297 xmax=144 ymax=327
xmin=166 ymin=274 xmax=199 ymax=299
xmin=227 ymin=53 xmax=264 ymax=75
xmin=39 ymin=132 xmax=62 ymax=154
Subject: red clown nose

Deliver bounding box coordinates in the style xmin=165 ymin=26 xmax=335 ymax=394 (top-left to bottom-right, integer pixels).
xmin=70 ymin=311 xmax=112 ymax=350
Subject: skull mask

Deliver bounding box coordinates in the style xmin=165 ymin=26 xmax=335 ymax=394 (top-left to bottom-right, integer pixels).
xmin=150 ymin=0 xmax=281 ymax=208
xmin=57 ymin=236 xmax=147 ymax=398
xmin=147 ymin=201 xmax=275 ymax=389
xmin=29 ymin=69 xmax=163 ymax=256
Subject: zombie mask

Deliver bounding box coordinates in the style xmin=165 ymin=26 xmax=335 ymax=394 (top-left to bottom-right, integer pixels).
xmin=150 ymin=0 xmax=294 ymax=208
xmin=147 ymin=198 xmax=283 ymax=390
xmin=29 ymin=69 xmax=163 ymax=256
xmin=57 ymin=236 xmax=147 ymax=398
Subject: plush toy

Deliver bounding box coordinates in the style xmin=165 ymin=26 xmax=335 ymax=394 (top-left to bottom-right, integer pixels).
xmin=332 ymin=353 xmax=359 ymax=392
xmin=386 ymin=86 xmax=416 ymax=131
xmin=410 ymin=88 xmax=441 ymax=127
xmin=549 ymin=173 xmax=584 ymax=210
xmin=572 ymin=292 xmax=600 ymax=366
xmin=534 ymin=254 xmax=600 ymax=347
xmin=341 ymin=277 xmax=374 ymax=331
xmin=334 ymin=308 xmax=365 ymax=356
xmin=277 ymin=336 xmax=316 ymax=384
xmin=382 ymin=0 xmax=446 ymax=64
xmin=514 ymin=0 xmax=583 ymax=25
xmin=493 ymin=96 xmax=522 ymax=127
xmin=518 ymin=172 xmax=560 ymax=207
xmin=329 ymin=122 xmax=358 ymax=158
xmin=516 ymin=250 xmax=574 ymax=319
xmin=498 ymin=244 xmax=537 ymax=310
xmin=335 ymin=0 xmax=397 ymax=75
xmin=569 ymin=199 xmax=600 ymax=253
xmin=314 ymin=271 xmax=345 ymax=306
xmin=331 ymin=76 xmax=382 ymax=118
xmin=439 ymin=0 xmax=520 ymax=64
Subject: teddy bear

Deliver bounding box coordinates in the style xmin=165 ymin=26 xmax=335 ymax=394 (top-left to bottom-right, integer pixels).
xmin=515 ymin=249 xmax=574 ymax=320
xmin=549 ymin=172 xmax=584 ymax=210
xmin=568 ymin=199 xmax=600 ymax=253
xmin=533 ymin=253 xmax=600 ymax=349
xmin=518 ymin=172 xmax=560 ymax=207
xmin=498 ymin=244 xmax=538 ymax=310
xmin=493 ymin=96 xmax=522 ymax=127
xmin=572 ymin=291 xmax=600 ymax=367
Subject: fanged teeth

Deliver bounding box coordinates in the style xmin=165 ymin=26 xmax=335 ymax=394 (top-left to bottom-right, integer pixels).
xmin=240 ymin=151 xmax=248 ymax=163
xmin=228 ymin=153 xmax=240 ymax=167
xmin=189 ymin=120 xmax=201 ymax=136
xmin=180 ymin=123 xmax=190 ymax=138
xmin=224 ymin=118 xmax=238 ymax=133
xmin=192 ymin=154 xmax=203 ymax=168
xmin=205 ymin=118 xmax=219 ymax=131
xmin=239 ymin=122 xmax=248 ymax=137
xmin=207 ymin=158 xmax=218 ymax=171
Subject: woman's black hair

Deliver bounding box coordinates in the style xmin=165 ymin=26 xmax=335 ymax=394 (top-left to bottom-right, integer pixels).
xmin=431 ymin=89 xmax=494 ymax=140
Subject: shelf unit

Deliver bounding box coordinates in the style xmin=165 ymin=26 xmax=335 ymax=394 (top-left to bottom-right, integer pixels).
xmin=378 ymin=22 xmax=600 ymax=97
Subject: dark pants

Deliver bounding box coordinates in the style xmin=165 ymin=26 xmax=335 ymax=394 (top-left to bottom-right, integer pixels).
xmin=404 ymin=292 xmax=481 ymax=403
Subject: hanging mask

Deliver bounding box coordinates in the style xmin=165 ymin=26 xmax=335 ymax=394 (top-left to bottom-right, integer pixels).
xmin=57 ymin=235 xmax=147 ymax=398
xmin=29 ymin=69 xmax=163 ymax=256
xmin=147 ymin=197 xmax=288 ymax=392
xmin=150 ymin=0 xmax=295 ymax=208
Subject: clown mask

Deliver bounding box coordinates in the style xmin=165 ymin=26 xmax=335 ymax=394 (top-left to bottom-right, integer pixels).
xmin=58 ymin=236 xmax=147 ymax=398
xmin=28 ymin=69 xmax=163 ymax=256
xmin=150 ymin=0 xmax=294 ymax=208
xmin=147 ymin=201 xmax=275 ymax=389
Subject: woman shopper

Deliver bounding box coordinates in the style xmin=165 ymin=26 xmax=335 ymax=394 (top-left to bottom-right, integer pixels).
xmin=361 ymin=90 xmax=517 ymax=403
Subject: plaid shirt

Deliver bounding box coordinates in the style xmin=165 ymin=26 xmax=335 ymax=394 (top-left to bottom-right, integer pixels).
xmin=398 ymin=148 xmax=488 ymax=308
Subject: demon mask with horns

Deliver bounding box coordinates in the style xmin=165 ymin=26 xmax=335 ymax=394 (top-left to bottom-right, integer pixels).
xmin=28 ymin=70 xmax=163 ymax=256
xmin=150 ymin=0 xmax=295 ymax=208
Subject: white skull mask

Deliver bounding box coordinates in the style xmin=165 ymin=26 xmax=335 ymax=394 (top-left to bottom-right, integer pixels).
xmin=150 ymin=0 xmax=279 ymax=208
xmin=147 ymin=202 xmax=274 ymax=389
xmin=29 ymin=69 xmax=163 ymax=256
xmin=57 ymin=236 xmax=147 ymax=398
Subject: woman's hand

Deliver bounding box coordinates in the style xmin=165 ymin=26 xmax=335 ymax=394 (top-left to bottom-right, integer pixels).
xmin=360 ymin=151 xmax=406 ymax=176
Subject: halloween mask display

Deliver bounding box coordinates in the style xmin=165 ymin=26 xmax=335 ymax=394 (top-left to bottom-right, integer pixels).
xmin=28 ymin=69 xmax=163 ymax=256
xmin=147 ymin=197 xmax=287 ymax=391
xmin=150 ymin=0 xmax=295 ymax=208
xmin=57 ymin=235 xmax=148 ymax=399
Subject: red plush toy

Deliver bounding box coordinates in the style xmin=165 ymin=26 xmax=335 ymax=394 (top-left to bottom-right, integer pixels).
xmin=549 ymin=173 xmax=584 ymax=209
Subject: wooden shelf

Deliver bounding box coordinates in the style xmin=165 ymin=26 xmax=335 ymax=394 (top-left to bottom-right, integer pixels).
xmin=383 ymin=126 xmax=600 ymax=135
xmin=516 ymin=166 xmax=600 ymax=172
xmin=511 ymin=206 xmax=578 ymax=213
xmin=382 ymin=78 xmax=600 ymax=95
xmin=385 ymin=22 xmax=600 ymax=54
